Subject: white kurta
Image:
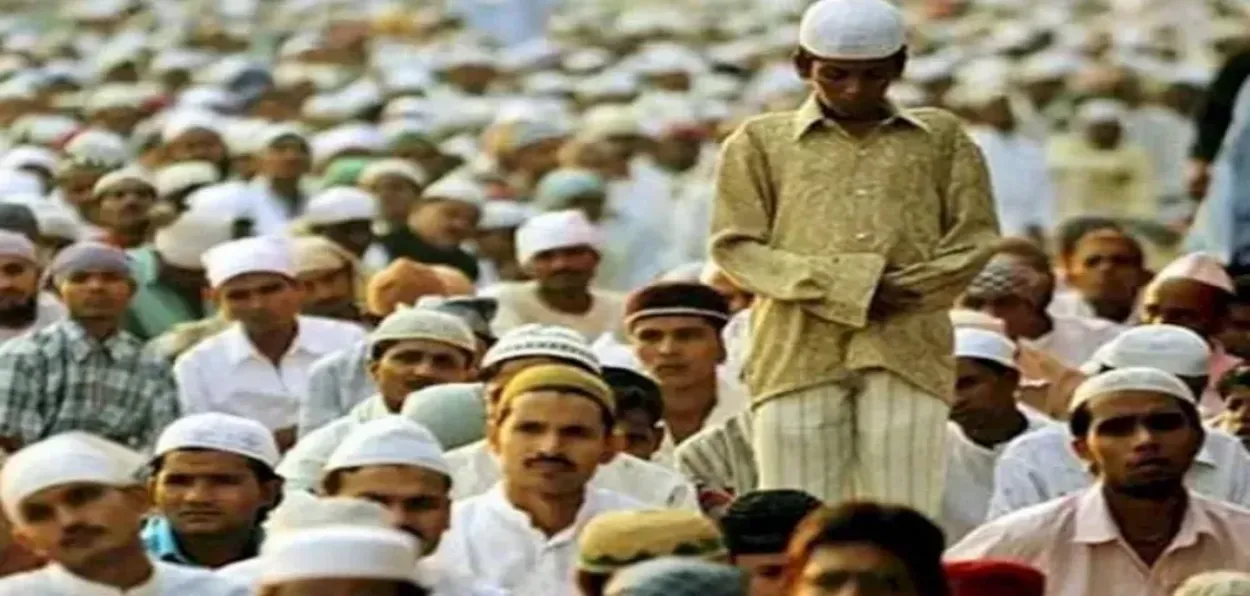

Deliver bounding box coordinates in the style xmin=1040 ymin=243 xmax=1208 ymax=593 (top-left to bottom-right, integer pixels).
xmin=436 ymin=484 xmax=644 ymax=596
xmin=968 ymin=126 xmax=1057 ymax=237
xmin=0 ymin=559 xmax=249 ymax=595
xmin=1023 ymin=314 xmax=1124 ymax=369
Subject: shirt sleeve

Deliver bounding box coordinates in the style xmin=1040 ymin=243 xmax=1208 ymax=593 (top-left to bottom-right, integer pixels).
xmin=0 ymin=346 xmax=43 ymax=444
xmin=709 ymin=126 xmax=887 ymax=328
xmin=1192 ymin=50 xmax=1250 ymax=162
xmin=172 ymin=352 xmax=210 ymax=416
xmin=882 ymin=126 xmax=998 ymax=311
xmin=985 ymin=450 xmax=1050 ymax=520
xmin=140 ymin=356 xmax=182 ymax=450
xmin=299 ymin=355 xmax=344 ymax=438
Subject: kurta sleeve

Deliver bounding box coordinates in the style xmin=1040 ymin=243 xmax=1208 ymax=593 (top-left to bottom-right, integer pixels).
xmin=299 ymin=354 xmax=345 ymax=438
xmin=710 ymin=126 xmax=886 ymax=328
xmin=884 ymin=128 xmax=999 ymax=311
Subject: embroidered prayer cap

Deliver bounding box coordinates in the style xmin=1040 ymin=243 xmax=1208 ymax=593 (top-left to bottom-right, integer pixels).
xmin=482 ymin=324 xmax=601 ymax=373
xmin=1082 ymin=324 xmax=1209 ymax=378
xmin=91 ymin=167 xmax=155 ymax=197
xmin=963 ymin=260 xmax=1038 ymax=304
xmin=2 ymin=432 xmax=146 ymax=521
xmin=47 ymin=241 xmax=130 ymax=285
xmin=1069 ymin=367 xmax=1197 ymax=413
xmin=954 ymin=328 xmax=1018 ymax=371
xmin=578 ymin=509 xmax=728 ymax=573
xmin=720 ymin=490 xmax=824 ymax=555
xmin=1150 ymin=252 xmax=1234 ymax=294
xmin=533 ymin=168 xmax=607 ymax=211
xmin=323 ymin=417 xmax=451 ymax=478
xmin=154 ymin=161 xmax=220 ymax=198
xmin=944 ymin=561 xmax=1045 ymax=596
xmin=400 ymin=383 xmax=488 ymax=451
xmin=359 ymin=158 xmax=428 ymax=189
xmin=304 ymin=187 xmax=377 ymax=226
xmin=259 ymin=526 xmax=419 ymax=585
xmin=604 ymin=557 xmax=747 ymax=596
xmin=624 ymin=282 xmax=731 ymax=331
xmin=155 ymin=412 xmax=280 ymax=469
xmin=154 ymin=211 xmax=235 ymax=270
xmin=202 ymin=236 xmax=296 ymax=289
xmin=515 ymin=209 xmax=602 ymax=266
xmin=414 ymin=295 xmax=497 ymax=340
xmin=499 ymin=363 xmax=614 ymax=415
xmin=0 ymin=229 xmax=36 ymax=263
xmin=422 ymin=175 xmax=487 ymax=209
xmin=365 ymin=258 xmax=447 ymax=317
xmin=798 ymin=0 xmax=906 ymax=61
xmin=369 ymin=304 xmax=478 ymax=356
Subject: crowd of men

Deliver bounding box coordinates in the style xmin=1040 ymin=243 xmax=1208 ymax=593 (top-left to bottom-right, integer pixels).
xmin=1 ymin=0 xmax=1250 ymax=594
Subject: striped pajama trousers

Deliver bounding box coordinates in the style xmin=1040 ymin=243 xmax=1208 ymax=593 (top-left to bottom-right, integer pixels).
xmin=752 ymin=369 xmax=949 ymax=517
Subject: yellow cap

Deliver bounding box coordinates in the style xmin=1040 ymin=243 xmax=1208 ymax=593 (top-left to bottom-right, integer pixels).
xmin=577 ymin=509 xmax=727 ymax=573
xmin=499 ymin=363 xmax=614 ymax=415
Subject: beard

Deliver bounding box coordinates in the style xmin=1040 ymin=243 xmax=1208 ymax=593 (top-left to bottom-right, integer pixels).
xmin=0 ymin=296 xmax=39 ymax=329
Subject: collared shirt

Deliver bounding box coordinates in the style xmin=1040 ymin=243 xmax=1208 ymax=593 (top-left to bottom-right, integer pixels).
xmin=655 ymin=371 xmax=750 ymax=459
xmin=710 ymin=95 xmax=998 ymax=404
xmin=968 ymin=125 xmax=1057 ymax=237
xmin=297 ymin=339 xmax=374 ymax=437
xmin=0 ymin=558 xmax=249 ymax=595
xmin=987 ymin=425 xmax=1250 ymax=519
xmin=1023 ymin=314 xmax=1124 ymax=370
xmin=444 ymin=440 xmax=698 ymax=510
xmin=140 ymin=517 xmax=261 ymax=568
xmin=947 ymin=486 xmax=1250 ymax=596
xmin=277 ymin=398 xmax=387 ymax=492
xmin=940 ymin=408 xmax=1055 ymax=543
xmin=436 ymin=484 xmax=645 ymax=596
xmin=416 ymin=557 xmax=509 ymax=596
xmin=487 ymin=281 xmax=625 ymax=342
xmin=173 ymin=316 xmax=367 ymax=430
xmin=674 ymin=410 xmax=757 ymax=498
xmin=124 ymin=247 xmax=210 ymax=341
xmin=0 ymin=292 xmax=66 ymax=344
xmin=0 ymin=319 xmax=180 ymax=449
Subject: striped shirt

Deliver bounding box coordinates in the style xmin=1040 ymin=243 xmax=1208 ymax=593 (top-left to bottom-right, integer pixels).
xmin=673 ymin=411 xmax=757 ymax=497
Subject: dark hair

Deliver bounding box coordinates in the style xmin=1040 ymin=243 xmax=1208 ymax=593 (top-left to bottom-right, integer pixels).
xmin=575 ymin=570 xmax=611 ymax=596
xmin=783 ymin=503 xmax=949 ymax=596
xmin=1217 ymin=363 xmax=1250 ymax=399
xmin=792 ymin=47 xmax=909 ymax=80
xmin=322 ymin=465 xmax=452 ymax=496
xmin=721 ymin=489 xmax=824 ymax=556
xmin=964 ymin=357 xmax=1016 ymax=378
xmin=1069 ymin=396 xmax=1203 ymax=437
xmin=369 ymin=339 xmax=473 ymax=365
xmin=603 ymin=367 xmax=664 ymax=425
xmin=1056 ymin=217 xmax=1141 ymax=264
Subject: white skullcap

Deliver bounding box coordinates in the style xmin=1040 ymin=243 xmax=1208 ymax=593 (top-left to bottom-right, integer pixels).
xmin=0 ymin=169 xmax=42 ymax=196
xmin=359 ymin=158 xmax=428 ymax=189
xmin=183 ymin=182 xmax=254 ymax=221
xmin=581 ymin=105 xmax=641 ymax=140
xmin=481 ymin=324 xmax=601 ymax=373
xmin=1077 ymin=99 xmax=1127 ymax=125
xmin=369 ymin=305 xmax=477 ymax=355
xmin=304 ymin=187 xmax=377 ymax=226
xmin=798 ymin=0 xmax=906 ymax=60
xmin=177 ymin=87 xmax=237 ymax=113
xmin=0 ymin=229 xmax=36 ymax=262
xmin=263 ymin=492 xmax=390 ymax=537
xmin=83 ymin=84 xmax=142 ymax=115
xmin=155 ymin=161 xmax=219 ymax=198
xmin=256 ymin=123 xmax=308 ymax=151
xmin=259 ymin=526 xmax=419 ymax=585
xmin=0 ymin=146 xmax=58 ymax=172
xmin=1151 ymin=253 xmax=1234 ymax=294
xmin=324 ymin=417 xmax=450 ymax=478
xmin=311 ymin=124 xmax=385 ymax=167
xmin=1 ymin=432 xmax=145 ymax=521
xmin=161 ymin=111 xmax=223 ymax=144
xmin=154 ymin=211 xmax=235 ymax=270
xmin=515 ymin=209 xmax=601 ymax=265
xmin=92 ymin=168 xmax=154 ymax=197
xmin=1070 ymin=367 xmax=1197 ymax=413
xmin=422 ymin=175 xmax=486 ymax=209
xmin=155 ymin=413 xmax=280 ymax=469
xmin=1083 ymin=325 xmax=1210 ymax=378
xmin=203 ymin=236 xmax=296 ymax=288
xmin=954 ymin=328 xmax=1018 ymax=370
xmin=479 ymin=200 xmax=535 ymax=231
xmin=63 ymin=129 xmax=129 ymax=168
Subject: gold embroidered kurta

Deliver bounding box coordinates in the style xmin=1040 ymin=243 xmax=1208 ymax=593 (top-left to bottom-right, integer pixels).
xmin=710 ymin=96 xmax=999 ymax=405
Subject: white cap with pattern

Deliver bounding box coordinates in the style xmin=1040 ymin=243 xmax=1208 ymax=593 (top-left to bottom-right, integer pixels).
xmin=482 ymin=324 xmax=601 ymax=373
xmin=155 ymin=412 xmax=281 ymax=469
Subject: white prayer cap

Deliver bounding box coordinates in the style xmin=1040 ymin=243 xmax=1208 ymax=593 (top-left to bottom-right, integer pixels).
xmin=19 ymin=201 xmax=80 ymax=242
xmin=359 ymin=158 xmax=428 ymax=189
xmin=482 ymin=324 xmax=601 ymax=373
xmin=563 ymin=48 xmax=614 ymax=73
xmin=479 ymin=200 xmax=534 ymax=231
xmin=1083 ymin=325 xmax=1210 ymax=378
xmin=311 ymin=124 xmax=385 ymax=167
xmin=177 ymin=86 xmax=238 ymax=113
xmin=575 ymin=72 xmax=641 ymax=101
xmin=154 ymin=211 xmax=234 ymax=270
xmin=1 ymin=432 xmax=145 ymax=521
xmin=949 ymin=309 xmax=1007 ymax=334
xmin=954 ymin=328 xmax=1018 ymax=370
xmin=381 ymin=96 xmax=438 ymax=123
xmin=798 ymin=0 xmax=906 ymax=61
xmin=0 ymin=169 xmax=40 ymax=196
xmin=154 ymin=413 xmax=280 ymax=469
xmin=92 ymin=168 xmax=154 ymax=197
xmin=183 ymin=181 xmax=254 ymax=220
xmin=303 ymin=187 xmax=377 ymax=226
xmin=203 ymin=236 xmax=296 ymax=289
xmin=0 ymin=146 xmax=58 ymax=173
xmin=1150 ymin=253 xmax=1234 ymax=294
xmin=1070 ymin=367 xmax=1197 ymax=413
xmin=369 ymin=305 xmax=477 ymax=355
xmin=1076 ymin=99 xmax=1127 ymax=126
xmin=515 ymin=209 xmax=601 ymax=265
xmin=324 ymin=417 xmax=450 ymax=478
xmin=259 ymin=526 xmax=419 ymax=585
xmin=1019 ymin=51 xmax=1083 ymax=83
xmin=62 ymin=129 xmax=129 ymax=168
xmin=9 ymin=114 xmax=79 ymax=147
xmin=263 ymin=492 xmax=390 ymax=537
xmin=581 ymin=104 xmax=641 ymax=140
xmin=422 ymin=175 xmax=486 ymax=209
xmin=0 ymin=229 xmax=36 ymax=263
xmin=161 ymin=111 xmax=223 ymax=144
xmin=256 ymin=123 xmax=308 ymax=151
xmin=152 ymin=48 xmax=212 ymax=74
xmin=155 ymin=161 xmax=219 ymax=198
xmin=438 ymin=44 xmax=497 ymax=71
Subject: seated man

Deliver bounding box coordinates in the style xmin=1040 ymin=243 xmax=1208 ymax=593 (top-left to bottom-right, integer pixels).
xmin=255 ymin=526 xmax=426 ymax=596
xmin=719 ymin=490 xmax=823 ymax=596
xmin=575 ymin=510 xmax=728 ymax=596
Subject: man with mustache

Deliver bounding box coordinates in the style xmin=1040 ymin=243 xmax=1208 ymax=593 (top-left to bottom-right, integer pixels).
xmin=0 ymin=230 xmax=66 ymax=343
xmin=0 ymin=242 xmax=179 ymax=452
xmin=948 ymin=368 xmax=1250 ymax=595
xmin=489 ymin=210 xmax=624 ymax=341
xmin=142 ymin=413 xmax=281 ymax=569
xmin=92 ymin=168 xmax=157 ymax=250
xmin=277 ymin=306 xmax=478 ymax=492
xmin=174 ymin=236 xmax=367 ymax=451
xmin=437 ymin=364 xmax=644 ymax=595
xmin=0 ymin=432 xmax=249 ymax=594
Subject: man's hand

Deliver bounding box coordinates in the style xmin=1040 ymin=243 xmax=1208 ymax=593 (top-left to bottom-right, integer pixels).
xmin=869 ymin=279 xmax=920 ymax=318
xmin=1187 ymin=159 xmax=1213 ymax=200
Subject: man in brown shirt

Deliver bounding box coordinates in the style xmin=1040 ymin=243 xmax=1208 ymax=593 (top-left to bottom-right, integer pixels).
xmin=710 ymin=0 xmax=998 ymax=514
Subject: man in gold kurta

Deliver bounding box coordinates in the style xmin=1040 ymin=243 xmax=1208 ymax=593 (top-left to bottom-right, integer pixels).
xmin=710 ymin=0 xmax=999 ymax=514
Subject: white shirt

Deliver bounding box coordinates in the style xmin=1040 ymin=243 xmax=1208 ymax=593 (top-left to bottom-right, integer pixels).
xmin=968 ymin=126 xmax=1057 ymax=237
xmin=941 ymin=408 xmax=1055 ymax=542
xmin=436 ymin=484 xmax=644 ymax=596
xmin=444 ymin=440 xmax=699 ymax=510
xmin=1023 ymin=314 xmax=1124 ymax=369
xmin=987 ymin=425 xmax=1250 ymax=520
xmin=0 ymin=559 xmax=249 ymax=595
xmin=416 ymin=557 xmax=508 ymax=596
xmin=174 ymin=316 xmax=367 ymax=430
xmin=487 ymin=281 xmax=625 ymax=342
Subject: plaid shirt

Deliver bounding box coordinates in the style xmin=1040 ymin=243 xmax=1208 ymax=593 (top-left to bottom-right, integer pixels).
xmin=0 ymin=319 xmax=180 ymax=450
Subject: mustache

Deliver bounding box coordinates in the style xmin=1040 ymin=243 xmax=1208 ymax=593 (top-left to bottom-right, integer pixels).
xmin=59 ymin=524 xmax=106 ymax=547
xmin=524 ymin=454 xmax=574 ymax=470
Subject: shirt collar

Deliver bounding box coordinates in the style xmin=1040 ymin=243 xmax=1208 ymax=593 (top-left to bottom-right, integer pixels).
xmin=1073 ymin=484 xmax=1215 ymax=547
xmin=790 ymin=94 xmax=931 ymax=141
xmin=46 ymin=558 xmax=162 ymax=596
xmin=61 ymin=319 xmax=138 ymax=363
xmin=222 ymin=317 xmax=337 ymax=365
xmin=484 ymin=483 xmax=603 ymax=547
xmin=141 ymin=516 xmax=263 ymax=567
